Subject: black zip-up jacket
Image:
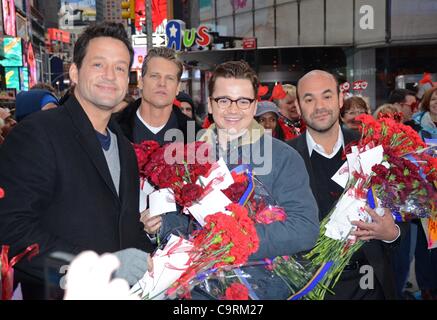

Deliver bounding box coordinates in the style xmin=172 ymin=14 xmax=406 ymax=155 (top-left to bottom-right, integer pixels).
xmin=114 ymin=98 xmax=201 ymax=143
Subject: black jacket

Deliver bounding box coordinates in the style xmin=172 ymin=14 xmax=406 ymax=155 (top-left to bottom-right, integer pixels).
xmin=0 ymin=95 xmax=153 ymax=298
xmin=288 ymin=127 xmax=406 ymax=300
xmin=115 ymin=98 xmax=201 ymax=143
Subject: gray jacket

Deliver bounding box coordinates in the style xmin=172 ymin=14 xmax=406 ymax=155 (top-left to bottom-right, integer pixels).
xmin=159 ymin=121 xmax=319 ymax=298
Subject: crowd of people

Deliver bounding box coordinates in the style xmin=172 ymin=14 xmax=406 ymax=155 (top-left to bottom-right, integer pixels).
xmin=0 ymin=21 xmax=435 ymax=300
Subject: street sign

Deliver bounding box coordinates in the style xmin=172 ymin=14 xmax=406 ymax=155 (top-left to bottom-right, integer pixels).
xmin=153 ymin=34 xmax=166 ymax=47
xmin=132 ymin=34 xmax=167 ymax=47
xmin=243 ymin=37 xmax=257 ymax=49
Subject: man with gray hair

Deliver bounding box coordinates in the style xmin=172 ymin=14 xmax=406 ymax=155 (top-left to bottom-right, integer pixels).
xmin=116 ymin=47 xmax=200 ymax=145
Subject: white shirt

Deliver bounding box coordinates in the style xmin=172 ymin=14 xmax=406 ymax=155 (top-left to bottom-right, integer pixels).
xmin=306 ymin=126 xmax=344 ymax=159
xmin=136 ymin=109 xmax=165 ymax=134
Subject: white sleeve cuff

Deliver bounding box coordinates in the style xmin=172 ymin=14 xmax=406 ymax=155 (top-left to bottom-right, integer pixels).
xmin=382 ymin=224 xmax=401 ymax=243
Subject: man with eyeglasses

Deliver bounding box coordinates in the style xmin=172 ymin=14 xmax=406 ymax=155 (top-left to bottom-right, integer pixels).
xmin=153 ymin=61 xmax=319 ymax=299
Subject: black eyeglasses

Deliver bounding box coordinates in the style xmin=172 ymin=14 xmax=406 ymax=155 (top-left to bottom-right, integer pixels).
xmin=210 ymin=97 xmax=256 ymax=110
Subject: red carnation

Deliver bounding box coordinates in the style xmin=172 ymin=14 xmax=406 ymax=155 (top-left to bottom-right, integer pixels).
xmin=224 ymin=283 xmax=249 ymax=300
xmin=177 ymin=183 xmax=204 ymax=207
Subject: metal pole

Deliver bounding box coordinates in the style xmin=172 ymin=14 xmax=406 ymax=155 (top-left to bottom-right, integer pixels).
xmin=48 ymin=55 xmax=52 ymax=85
xmin=146 ymin=0 xmax=153 ymax=49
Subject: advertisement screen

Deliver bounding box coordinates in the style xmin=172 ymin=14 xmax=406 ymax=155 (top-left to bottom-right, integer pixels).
xmin=0 ymin=0 xmax=3 ymax=35
xmin=2 ymin=0 xmax=17 ymax=36
xmin=135 ymin=0 xmax=167 ymax=33
xmin=132 ymin=46 xmax=147 ymax=70
xmin=20 ymin=66 xmax=28 ymax=91
xmin=26 ymin=42 xmax=37 ymax=87
xmin=0 ymin=38 xmax=23 ymax=67
xmin=5 ymin=67 xmax=20 ymax=91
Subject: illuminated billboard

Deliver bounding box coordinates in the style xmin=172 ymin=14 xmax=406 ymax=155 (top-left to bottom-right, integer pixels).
xmin=132 ymin=46 xmax=147 ymax=70
xmin=20 ymin=66 xmax=28 ymax=91
xmin=0 ymin=38 xmax=23 ymax=67
xmin=2 ymin=0 xmax=16 ymax=36
xmin=5 ymin=67 xmax=20 ymax=91
xmin=26 ymin=42 xmax=36 ymax=88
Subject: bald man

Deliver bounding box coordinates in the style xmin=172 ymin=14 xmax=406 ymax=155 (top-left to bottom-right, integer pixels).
xmin=288 ymin=70 xmax=404 ymax=300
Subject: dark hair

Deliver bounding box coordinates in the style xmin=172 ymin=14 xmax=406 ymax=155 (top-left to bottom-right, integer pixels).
xmin=340 ymin=96 xmax=370 ymax=117
xmin=141 ymin=47 xmax=183 ymax=79
xmin=208 ymin=61 xmax=259 ymax=98
xmin=388 ymin=89 xmax=416 ymax=104
xmin=73 ymin=22 xmax=134 ymax=70
xmin=420 ymin=87 xmax=437 ymax=112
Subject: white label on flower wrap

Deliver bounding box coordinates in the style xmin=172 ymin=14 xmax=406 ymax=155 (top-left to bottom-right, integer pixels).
xmin=186 ymin=188 xmax=232 ymax=226
xmin=358 ymin=145 xmax=384 ymax=175
xmin=331 ymin=161 xmax=350 ymax=189
xmin=197 ymin=157 xmax=234 ymax=191
xmin=325 ymin=192 xmax=368 ymax=240
xmin=130 ymin=235 xmax=194 ymax=300
xmin=148 ymin=188 xmax=177 ymax=217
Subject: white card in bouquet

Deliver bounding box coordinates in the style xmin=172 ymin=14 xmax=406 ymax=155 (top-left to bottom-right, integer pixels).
xmin=131 ymin=235 xmax=194 ymax=300
xmin=197 ymin=157 xmax=234 ymax=191
xmin=325 ymin=221 xmax=353 ymax=240
xmin=346 ymin=151 xmax=362 ymax=177
xmin=186 ymin=188 xmax=232 ymax=227
xmin=331 ymin=148 xmax=363 ymax=189
xmin=331 ymin=162 xmax=349 ymax=189
xmin=358 ymin=145 xmax=384 ymax=176
xmin=141 ymin=179 xmax=156 ymax=194
xmin=148 ymin=188 xmax=177 ymax=217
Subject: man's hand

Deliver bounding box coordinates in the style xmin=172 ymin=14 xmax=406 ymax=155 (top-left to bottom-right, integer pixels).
xmin=351 ymin=206 xmax=400 ymax=242
xmin=140 ymin=209 xmax=162 ymax=235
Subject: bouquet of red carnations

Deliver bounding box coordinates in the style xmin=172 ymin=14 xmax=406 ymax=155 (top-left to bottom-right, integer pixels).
xmin=270 ymin=115 xmax=436 ymax=300
xmin=133 ymin=141 xmax=213 ymax=208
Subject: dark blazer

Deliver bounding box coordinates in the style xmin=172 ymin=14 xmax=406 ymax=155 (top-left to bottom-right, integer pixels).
xmin=115 ymin=98 xmax=201 ymax=143
xmin=288 ymin=127 xmax=406 ymax=300
xmin=0 ymin=95 xmax=153 ymax=298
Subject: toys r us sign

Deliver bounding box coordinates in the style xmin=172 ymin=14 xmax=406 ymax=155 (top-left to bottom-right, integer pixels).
xmin=166 ymin=20 xmax=211 ymax=51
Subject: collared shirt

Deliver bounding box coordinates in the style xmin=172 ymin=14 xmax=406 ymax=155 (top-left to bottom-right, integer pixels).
xmin=306 ymin=126 xmax=344 ymax=159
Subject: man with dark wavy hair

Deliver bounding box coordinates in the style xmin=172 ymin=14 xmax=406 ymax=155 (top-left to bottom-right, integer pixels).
xmin=0 ymin=22 xmax=153 ymax=299
xmin=143 ymin=61 xmax=319 ymax=299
